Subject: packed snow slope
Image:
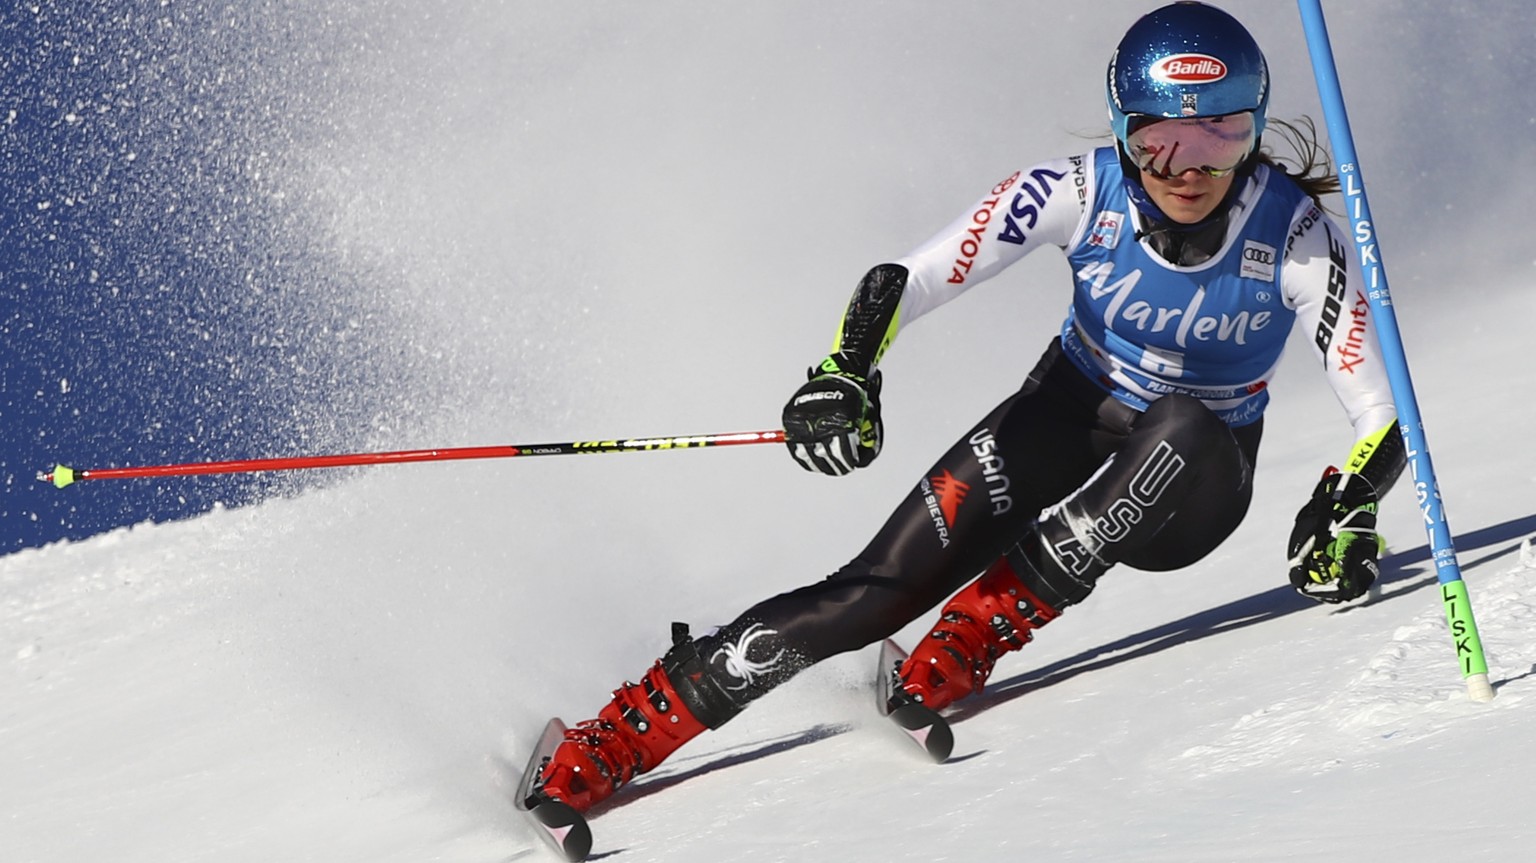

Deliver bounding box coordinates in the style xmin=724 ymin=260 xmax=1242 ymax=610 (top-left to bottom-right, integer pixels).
xmin=6 ymin=3 xmax=1536 ymax=861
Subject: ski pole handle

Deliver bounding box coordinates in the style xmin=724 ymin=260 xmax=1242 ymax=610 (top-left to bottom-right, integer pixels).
xmin=40 ymin=429 xmax=787 ymax=488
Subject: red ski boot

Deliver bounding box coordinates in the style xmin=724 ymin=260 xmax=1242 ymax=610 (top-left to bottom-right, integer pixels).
xmin=897 ymin=555 xmax=1061 ymax=711
xmin=530 ymin=625 xmax=742 ymax=813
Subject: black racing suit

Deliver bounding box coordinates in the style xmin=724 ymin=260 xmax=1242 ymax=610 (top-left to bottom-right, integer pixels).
xmin=670 ymin=154 xmax=1401 ymax=728
xmin=684 ymin=338 xmax=1258 ymax=719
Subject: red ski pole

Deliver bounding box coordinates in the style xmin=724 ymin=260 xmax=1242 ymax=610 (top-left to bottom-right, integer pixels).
xmin=39 ymin=429 xmax=787 ymax=488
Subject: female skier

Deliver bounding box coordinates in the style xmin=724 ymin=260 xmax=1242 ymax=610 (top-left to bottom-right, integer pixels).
xmin=529 ymin=1 xmax=1404 ymax=816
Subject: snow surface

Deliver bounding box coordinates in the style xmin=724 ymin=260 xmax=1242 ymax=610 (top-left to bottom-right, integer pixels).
xmin=6 ymin=3 xmax=1536 ymax=861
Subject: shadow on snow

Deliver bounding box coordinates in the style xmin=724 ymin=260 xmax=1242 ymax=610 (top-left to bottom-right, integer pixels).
xmin=503 ymin=512 xmax=1536 ymax=847
xmin=953 ymin=511 xmax=1536 ymax=721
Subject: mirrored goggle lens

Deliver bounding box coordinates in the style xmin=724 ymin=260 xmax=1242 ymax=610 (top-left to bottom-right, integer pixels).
xmin=1125 ymin=112 xmax=1256 ymax=179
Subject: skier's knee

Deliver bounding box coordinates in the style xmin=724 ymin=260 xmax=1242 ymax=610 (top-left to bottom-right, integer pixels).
xmin=1137 ymin=394 xmax=1245 ymax=475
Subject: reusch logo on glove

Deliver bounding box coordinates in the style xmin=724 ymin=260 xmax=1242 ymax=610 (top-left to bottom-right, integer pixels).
xmin=793 ymin=390 xmax=845 ymax=406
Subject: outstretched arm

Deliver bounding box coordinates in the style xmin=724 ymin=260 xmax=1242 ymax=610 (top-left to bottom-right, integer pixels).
xmin=782 ymin=157 xmax=1091 ymax=476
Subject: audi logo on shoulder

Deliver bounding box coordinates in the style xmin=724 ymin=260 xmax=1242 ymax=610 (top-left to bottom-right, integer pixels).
xmin=1240 ymin=240 xmax=1278 ymax=283
xmin=1243 ymin=246 xmax=1275 ymax=265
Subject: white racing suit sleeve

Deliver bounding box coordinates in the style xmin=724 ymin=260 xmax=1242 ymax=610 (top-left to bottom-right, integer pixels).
xmin=1282 ymin=201 xmax=1398 ymax=445
xmin=889 ymin=156 xmax=1091 ymax=333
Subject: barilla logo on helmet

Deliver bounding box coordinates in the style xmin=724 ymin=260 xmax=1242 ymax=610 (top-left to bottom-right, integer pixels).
xmin=1149 ymin=54 xmax=1227 ymax=84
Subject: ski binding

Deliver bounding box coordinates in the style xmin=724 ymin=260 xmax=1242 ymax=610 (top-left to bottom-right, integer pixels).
xmin=876 ymin=638 xmax=954 ymax=762
xmin=514 ymin=718 xmax=594 ymax=862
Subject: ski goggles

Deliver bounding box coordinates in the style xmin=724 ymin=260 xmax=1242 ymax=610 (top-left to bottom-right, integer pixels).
xmin=1124 ymin=111 xmax=1257 ymax=179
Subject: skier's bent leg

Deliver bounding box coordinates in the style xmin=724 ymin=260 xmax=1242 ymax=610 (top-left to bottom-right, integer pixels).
xmin=900 ymin=395 xmax=1256 ymax=709
xmin=533 ymin=380 xmax=1080 ymax=811
xmin=532 ymin=470 xmax=1032 ymax=810
xmin=1038 ymin=393 xmax=1254 ymax=586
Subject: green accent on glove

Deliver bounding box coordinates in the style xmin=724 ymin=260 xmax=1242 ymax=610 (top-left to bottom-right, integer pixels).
xmin=858 ymin=416 xmax=880 ymax=451
xmin=815 ymin=353 xmax=875 ymax=387
xmin=1287 ymin=470 xmax=1383 ymax=603
xmin=819 ymin=355 xmax=850 ymax=377
xmin=1307 ymin=529 xmax=1386 ymax=584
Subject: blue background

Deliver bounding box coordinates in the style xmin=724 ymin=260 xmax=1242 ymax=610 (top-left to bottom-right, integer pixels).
xmin=2 ymin=5 xmax=416 ymax=552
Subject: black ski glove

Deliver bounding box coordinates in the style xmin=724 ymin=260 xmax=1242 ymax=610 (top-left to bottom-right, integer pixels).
xmin=782 ymin=356 xmax=882 ymax=476
xmin=1287 ymin=469 xmax=1383 ymax=604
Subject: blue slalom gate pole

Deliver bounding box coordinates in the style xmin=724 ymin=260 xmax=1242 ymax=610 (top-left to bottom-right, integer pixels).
xmin=1297 ymin=0 xmax=1493 ymax=701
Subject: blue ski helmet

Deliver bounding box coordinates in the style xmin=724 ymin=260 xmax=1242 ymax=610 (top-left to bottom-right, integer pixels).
xmin=1107 ymin=2 xmax=1269 ymax=158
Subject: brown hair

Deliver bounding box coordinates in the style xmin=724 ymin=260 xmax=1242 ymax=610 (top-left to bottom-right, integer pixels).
xmin=1254 ymin=116 xmax=1340 ymax=207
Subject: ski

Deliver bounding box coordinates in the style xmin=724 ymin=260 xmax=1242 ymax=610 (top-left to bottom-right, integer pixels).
xmin=875 ymin=638 xmax=954 ymax=762
xmin=514 ymin=718 xmax=594 ymax=862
